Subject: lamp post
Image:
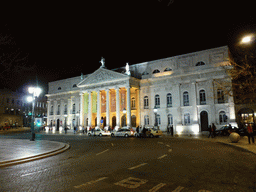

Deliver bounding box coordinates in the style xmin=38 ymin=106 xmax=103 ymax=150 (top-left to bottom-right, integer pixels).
xmin=153 ymin=106 xmax=158 ymax=128
xmin=27 ymin=87 xmax=42 ymax=141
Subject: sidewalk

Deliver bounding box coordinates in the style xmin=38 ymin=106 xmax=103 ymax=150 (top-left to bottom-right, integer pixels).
xmin=0 ymin=139 xmax=70 ymax=167
xmin=164 ymin=133 xmax=256 ymax=154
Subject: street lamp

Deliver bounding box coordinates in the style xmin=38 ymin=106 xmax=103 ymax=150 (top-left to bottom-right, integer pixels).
xmin=241 ymin=35 xmax=253 ymax=44
xmin=27 ymin=86 xmax=42 ymax=141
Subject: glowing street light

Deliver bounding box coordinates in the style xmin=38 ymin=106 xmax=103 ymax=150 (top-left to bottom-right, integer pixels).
xmin=27 ymin=86 xmax=42 ymax=141
xmin=241 ymin=35 xmax=253 ymax=44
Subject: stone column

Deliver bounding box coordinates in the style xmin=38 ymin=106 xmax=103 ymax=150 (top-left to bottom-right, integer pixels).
xmin=105 ymin=88 xmax=110 ymax=128
xmin=79 ymin=93 xmax=84 ymax=126
xmin=87 ymin=91 xmax=92 ymax=128
xmin=96 ymin=90 xmax=101 ymax=128
xmin=126 ymin=86 xmax=131 ymax=127
xmin=115 ymin=87 xmax=120 ymax=129
xmin=191 ymin=82 xmax=198 ymax=124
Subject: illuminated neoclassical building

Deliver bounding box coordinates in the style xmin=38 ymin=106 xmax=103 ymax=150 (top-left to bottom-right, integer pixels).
xmin=46 ymin=46 xmax=237 ymax=134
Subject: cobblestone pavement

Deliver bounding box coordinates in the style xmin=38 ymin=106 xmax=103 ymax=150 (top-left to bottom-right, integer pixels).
xmin=0 ymin=132 xmax=256 ymax=191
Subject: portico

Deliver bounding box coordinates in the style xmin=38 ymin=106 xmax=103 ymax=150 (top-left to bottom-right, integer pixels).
xmin=77 ymin=67 xmax=140 ymax=130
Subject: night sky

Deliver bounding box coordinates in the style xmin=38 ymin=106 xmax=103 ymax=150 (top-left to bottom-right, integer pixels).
xmin=2 ymin=0 xmax=256 ymax=94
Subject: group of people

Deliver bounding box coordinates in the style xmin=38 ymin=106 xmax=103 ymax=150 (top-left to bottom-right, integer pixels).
xmin=208 ymin=123 xmax=217 ymax=138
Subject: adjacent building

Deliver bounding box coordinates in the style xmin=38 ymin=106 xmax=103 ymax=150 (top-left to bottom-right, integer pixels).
xmin=46 ymin=46 xmax=238 ymax=135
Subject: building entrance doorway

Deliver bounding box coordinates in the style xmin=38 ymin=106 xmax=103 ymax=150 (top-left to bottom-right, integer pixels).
xmin=112 ymin=116 xmax=116 ymax=128
xmin=200 ymin=111 xmax=208 ymax=131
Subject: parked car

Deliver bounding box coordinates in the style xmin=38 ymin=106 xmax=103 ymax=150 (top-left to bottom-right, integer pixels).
xmin=135 ymin=127 xmax=163 ymax=138
xmin=88 ymin=128 xmax=111 ymax=136
xmin=215 ymin=126 xmax=238 ymax=136
xmin=111 ymin=128 xmax=135 ymax=138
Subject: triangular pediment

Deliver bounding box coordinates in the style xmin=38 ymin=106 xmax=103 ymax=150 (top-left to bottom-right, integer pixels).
xmin=78 ymin=67 xmax=129 ymax=87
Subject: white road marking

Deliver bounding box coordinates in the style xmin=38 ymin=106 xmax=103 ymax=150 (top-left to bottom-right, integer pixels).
xmin=168 ymin=149 xmax=172 ymax=152
xmin=166 ymin=144 xmax=170 ymax=147
xmin=158 ymin=154 xmax=167 ymax=159
xmin=158 ymin=142 xmax=164 ymax=144
xmin=111 ymin=143 xmax=114 ymax=146
xmin=114 ymin=177 xmax=148 ymax=189
xmin=96 ymin=149 xmax=109 ymax=156
xmin=172 ymin=186 xmax=184 ymax=192
xmin=128 ymin=163 xmax=148 ymax=170
xmin=149 ymin=183 xmax=166 ymax=192
xmin=74 ymin=177 xmax=108 ymax=188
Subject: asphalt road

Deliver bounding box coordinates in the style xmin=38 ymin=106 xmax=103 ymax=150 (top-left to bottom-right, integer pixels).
xmin=1 ymin=133 xmax=256 ymax=192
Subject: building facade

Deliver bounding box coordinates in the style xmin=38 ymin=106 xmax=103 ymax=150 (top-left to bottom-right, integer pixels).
xmin=46 ymin=46 xmax=237 ymax=134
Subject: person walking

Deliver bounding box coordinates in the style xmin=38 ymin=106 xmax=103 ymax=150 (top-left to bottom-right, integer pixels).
xmin=170 ymin=125 xmax=174 ymax=136
xmin=212 ymin=123 xmax=216 ymax=138
xmin=247 ymin=124 xmax=254 ymax=144
xmin=167 ymin=125 xmax=170 ymax=135
xmin=208 ymin=124 xmax=213 ymax=138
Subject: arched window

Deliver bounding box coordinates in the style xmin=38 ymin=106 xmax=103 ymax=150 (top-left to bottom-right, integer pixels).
xmin=144 ymin=96 xmax=149 ymax=109
xmin=168 ymin=114 xmax=173 ymax=125
xmin=144 ymin=115 xmax=149 ymax=125
xmin=167 ymin=93 xmax=172 ymax=107
xmin=183 ymin=91 xmax=189 ymax=106
xmin=155 ymin=94 xmax=160 ymax=108
xmin=131 ymin=97 xmax=136 ymax=108
xmin=196 ymin=61 xmax=205 ymax=66
xmin=72 ymin=103 xmax=76 ymax=114
xmin=199 ymin=90 xmax=206 ymax=105
xmin=153 ymin=69 xmax=160 ymax=74
xmin=219 ymin=111 xmax=227 ymax=124
xmin=164 ymin=67 xmax=172 ymax=71
xmin=184 ymin=113 xmax=190 ymax=125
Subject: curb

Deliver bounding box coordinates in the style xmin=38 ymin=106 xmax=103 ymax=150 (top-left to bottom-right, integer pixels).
xmin=163 ymin=134 xmax=256 ymax=155
xmin=0 ymin=143 xmax=70 ymax=167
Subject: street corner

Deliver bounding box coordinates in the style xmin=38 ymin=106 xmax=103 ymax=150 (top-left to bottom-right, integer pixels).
xmin=0 ymin=139 xmax=70 ymax=167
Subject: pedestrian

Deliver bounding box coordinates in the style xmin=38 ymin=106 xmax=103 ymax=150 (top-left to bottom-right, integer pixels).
xmin=74 ymin=126 xmax=76 ymax=134
xmin=82 ymin=126 xmax=85 ymax=134
xmin=170 ymin=125 xmax=174 ymax=136
xmin=212 ymin=123 xmax=216 ymax=138
xmin=247 ymin=124 xmax=254 ymax=144
xmin=136 ymin=126 xmax=139 ymax=134
xmin=142 ymin=127 xmax=147 ymax=138
xmin=208 ymin=125 xmax=213 ymax=138
xmin=64 ymin=127 xmax=67 ymax=134
xmin=167 ymin=125 xmax=170 ymax=135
